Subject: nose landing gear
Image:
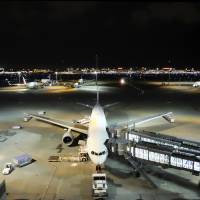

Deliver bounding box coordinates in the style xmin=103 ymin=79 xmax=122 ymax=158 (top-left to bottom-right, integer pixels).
xmin=96 ymin=164 xmax=101 ymax=172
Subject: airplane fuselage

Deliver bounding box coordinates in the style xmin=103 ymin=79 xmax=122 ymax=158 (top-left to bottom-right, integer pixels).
xmin=26 ymin=82 xmax=40 ymax=89
xmin=22 ymin=77 xmax=43 ymax=89
xmin=87 ymin=103 xmax=109 ymax=165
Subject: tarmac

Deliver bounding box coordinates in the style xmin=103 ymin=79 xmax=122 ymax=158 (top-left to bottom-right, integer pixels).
xmin=0 ymin=80 xmax=200 ymax=200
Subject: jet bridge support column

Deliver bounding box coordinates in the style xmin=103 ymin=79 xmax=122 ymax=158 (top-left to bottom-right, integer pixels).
xmin=109 ymin=126 xmax=133 ymax=156
xmin=124 ymin=152 xmax=142 ymax=177
xmin=109 ymin=127 xmax=118 ymax=154
xmin=117 ymin=130 xmax=127 ymax=156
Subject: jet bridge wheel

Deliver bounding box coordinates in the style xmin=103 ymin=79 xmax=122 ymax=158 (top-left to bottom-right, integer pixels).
xmin=132 ymin=170 xmax=140 ymax=178
xmin=81 ymin=157 xmax=87 ymax=162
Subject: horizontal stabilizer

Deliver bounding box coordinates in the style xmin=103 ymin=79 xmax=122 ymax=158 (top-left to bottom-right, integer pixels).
xmin=103 ymin=102 xmax=119 ymax=109
xmin=77 ymin=102 xmax=93 ymax=109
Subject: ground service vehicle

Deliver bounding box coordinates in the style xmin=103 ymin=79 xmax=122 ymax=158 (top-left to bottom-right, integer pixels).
xmin=92 ymin=173 xmax=108 ymax=199
xmin=2 ymin=163 xmax=14 ymax=175
xmin=13 ymin=154 xmax=32 ymax=167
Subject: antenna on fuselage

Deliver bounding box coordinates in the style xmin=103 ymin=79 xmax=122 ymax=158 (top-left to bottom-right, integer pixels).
xmin=96 ymin=54 xmax=99 ymax=105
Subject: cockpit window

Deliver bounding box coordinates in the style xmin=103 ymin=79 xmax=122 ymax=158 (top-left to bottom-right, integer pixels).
xmin=91 ymin=150 xmax=106 ymax=156
xmin=99 ymin=151 xmax=105 ymax=155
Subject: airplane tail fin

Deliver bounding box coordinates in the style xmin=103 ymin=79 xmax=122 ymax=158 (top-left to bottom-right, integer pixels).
xmin=95 ymin=54 xmax=99 ymax=105
xmin=5 ymin=79 xmax=11 ymax=86
xmin=22 ymin=76 xmax=27 ymax=85
xmin=77 ymin=54 xmax=100 ymax=109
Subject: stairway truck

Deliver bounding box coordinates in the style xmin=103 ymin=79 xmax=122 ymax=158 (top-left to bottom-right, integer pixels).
xmin=92 ymin=173 xmax=108 ymax=199
xmin=13 ymin=154 xmax=32 ymax=167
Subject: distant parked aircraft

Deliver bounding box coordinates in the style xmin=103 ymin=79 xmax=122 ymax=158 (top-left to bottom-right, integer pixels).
xmin=193 ymin=81 xmax=200 ymax=87
xmin=22 ymin=77 xmax=44 ymax=89
xmin=6 ymin=75 xmax=52 ymax=89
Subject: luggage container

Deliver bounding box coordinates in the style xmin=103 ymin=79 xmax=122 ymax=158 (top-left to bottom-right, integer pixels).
xmin=13 ymin=154 xmax=32 ymax=167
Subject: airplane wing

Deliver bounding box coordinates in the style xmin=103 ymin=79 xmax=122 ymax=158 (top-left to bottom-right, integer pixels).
xmin=116 ymin=112 xmax=175 ymax=129
xmin=24 ymin=113 xmax=88 ymax=134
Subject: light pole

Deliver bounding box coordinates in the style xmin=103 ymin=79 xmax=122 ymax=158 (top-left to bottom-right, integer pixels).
xmin=55 ymin=72 xmax=58 ymax=84
xmin=94 ymin=71 xmax=98 ymax=85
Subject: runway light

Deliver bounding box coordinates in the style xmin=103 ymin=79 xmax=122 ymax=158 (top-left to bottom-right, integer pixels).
xmin=120 ymin=78 xmax=125 ymax=85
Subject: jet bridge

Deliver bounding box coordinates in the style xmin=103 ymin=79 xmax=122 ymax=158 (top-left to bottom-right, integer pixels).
xmin=125 ymin=129 xmax=200 ymax=154
xmin=109 ymin=128 xmax=200 ymax=176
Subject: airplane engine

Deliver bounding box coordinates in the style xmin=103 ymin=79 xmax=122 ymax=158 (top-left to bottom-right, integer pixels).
xmin=62 ymin=129 xmax=74 ymax=146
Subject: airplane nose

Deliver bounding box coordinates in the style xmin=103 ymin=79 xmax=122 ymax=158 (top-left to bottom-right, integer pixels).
xmin=100 ymin=155 xmax=107 ymax=164
xmin=90 ymin=154 xmax=107 ymax=165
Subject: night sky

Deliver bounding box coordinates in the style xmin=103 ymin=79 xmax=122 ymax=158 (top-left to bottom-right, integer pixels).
xmin=0 ymin=2 xmax=200 ymax=68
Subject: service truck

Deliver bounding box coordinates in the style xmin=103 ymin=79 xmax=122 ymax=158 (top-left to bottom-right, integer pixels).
xmin=2 ymin=163 xmax=14 ymax=175
xmin=92 ymin=173 xmax=108 ymax=199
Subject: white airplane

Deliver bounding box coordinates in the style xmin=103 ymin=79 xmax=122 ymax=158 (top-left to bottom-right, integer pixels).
xmin=22 ymin=77 xmax=44 ymax=89
xmin=193 ymin=81 xmax=200 ymax=87
xmin=6 ymin=76 xmax=45 ymax=89
xmin=24 ymin=82 xmax=175 ymax=169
